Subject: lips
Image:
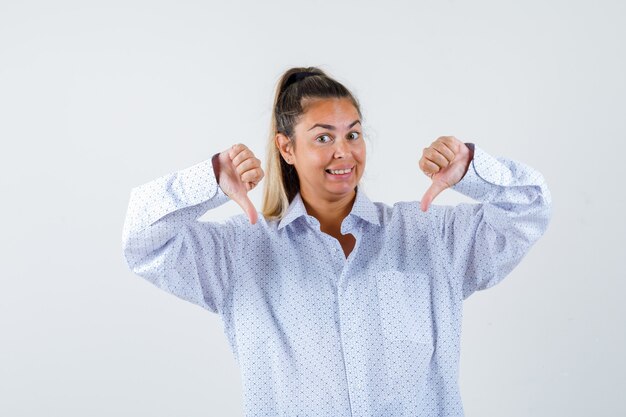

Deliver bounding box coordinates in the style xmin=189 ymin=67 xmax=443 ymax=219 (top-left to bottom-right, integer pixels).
xmin=325 ymin=165 xmax=354 ymax=175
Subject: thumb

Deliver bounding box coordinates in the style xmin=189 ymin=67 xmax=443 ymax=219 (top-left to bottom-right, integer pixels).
xmin=420 ymin=180 xmax=448 ymax=212
xmin=232 ymin=191 xmax=258 ymax=224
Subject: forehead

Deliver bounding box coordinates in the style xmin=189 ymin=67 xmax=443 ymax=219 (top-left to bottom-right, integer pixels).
xmin=299 ymin=98 xmax=360 ymax=125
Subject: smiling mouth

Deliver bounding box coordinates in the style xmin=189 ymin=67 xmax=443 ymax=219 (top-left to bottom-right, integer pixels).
xmin=325 ymin=167 xmax=354 ymax=175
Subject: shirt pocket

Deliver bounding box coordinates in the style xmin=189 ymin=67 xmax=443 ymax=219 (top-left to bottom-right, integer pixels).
xmin=374 ymin=269 xmax=435 ymax=394
xmin=375 ymin=269 xmax=435 ymax=346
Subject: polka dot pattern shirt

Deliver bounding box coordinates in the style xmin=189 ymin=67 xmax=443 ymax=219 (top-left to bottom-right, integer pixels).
xmin=121 ymin=143 xmax=552 ymax=417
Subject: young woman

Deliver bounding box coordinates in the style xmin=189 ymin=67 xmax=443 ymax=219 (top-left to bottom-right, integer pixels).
xmin=122 ymin=67 xmax=551 ymax=416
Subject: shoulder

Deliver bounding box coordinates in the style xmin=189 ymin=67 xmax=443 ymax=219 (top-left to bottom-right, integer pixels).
xmin=195 ymin=211 xmax=278 ymax=238
xmin=374 ymin=198 xmax=446 ymax=225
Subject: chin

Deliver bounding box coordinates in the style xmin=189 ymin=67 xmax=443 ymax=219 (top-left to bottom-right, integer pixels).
xmin=327 ymin=183 xmax=358 ymax=196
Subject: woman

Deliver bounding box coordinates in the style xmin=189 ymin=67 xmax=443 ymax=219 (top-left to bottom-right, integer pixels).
xmin=122 ymin=67 xmax=551 ymax=416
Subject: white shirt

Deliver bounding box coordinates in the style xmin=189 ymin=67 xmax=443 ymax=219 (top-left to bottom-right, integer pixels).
xmin=122 ymin=143 xmax=552 ymax=416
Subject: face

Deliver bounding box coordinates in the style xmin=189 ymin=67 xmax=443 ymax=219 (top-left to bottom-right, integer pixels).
xmin=276 ymin=97 xmax=366 ymax=204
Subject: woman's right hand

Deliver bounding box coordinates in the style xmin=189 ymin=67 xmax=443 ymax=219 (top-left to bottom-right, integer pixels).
xmin=212 ymin=143 xmax=264 ymax=224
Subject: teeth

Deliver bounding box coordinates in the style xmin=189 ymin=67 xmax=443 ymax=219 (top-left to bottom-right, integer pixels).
xmin=328 ymin=168 xmax=352 ymax=175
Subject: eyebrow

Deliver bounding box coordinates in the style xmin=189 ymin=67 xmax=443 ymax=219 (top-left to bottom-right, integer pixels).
xmin=308 ymin=120 xmax=361 ymax=131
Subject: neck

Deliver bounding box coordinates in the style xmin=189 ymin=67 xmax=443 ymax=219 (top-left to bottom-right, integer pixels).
xmin=300 ymin=188 xmax=357 ymax=235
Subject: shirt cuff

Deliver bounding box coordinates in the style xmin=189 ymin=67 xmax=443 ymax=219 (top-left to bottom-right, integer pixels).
xmin=175 ymin=157 xmax=230 ymax=209
xmin=450 ymin=143 xmax=549 ymax=203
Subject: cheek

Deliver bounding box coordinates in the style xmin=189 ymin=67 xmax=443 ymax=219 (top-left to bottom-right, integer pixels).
xmin=307 ymin=150 xmax=331 ymax=168
xmin=294 ymin=150 xmax=327 ymax=173
xmin=355 ymin=146 xmax=366 ymax=163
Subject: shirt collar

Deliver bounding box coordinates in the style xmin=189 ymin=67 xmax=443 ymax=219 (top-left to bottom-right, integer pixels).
xmin=277 ymin=187 xmax=380 ymax=230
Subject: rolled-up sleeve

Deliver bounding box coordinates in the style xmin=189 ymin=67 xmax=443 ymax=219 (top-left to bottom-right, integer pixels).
xmin=121 ymin=156 xmax=238 ymax=314
xmin=438 ymin=143 xmax=552 ymax=300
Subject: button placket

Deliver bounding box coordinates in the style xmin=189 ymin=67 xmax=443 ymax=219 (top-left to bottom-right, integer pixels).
xmin=335 ymin=266 xmax=355 ymax=416
xmin=334 ymin=222 xmax=365 ymax=414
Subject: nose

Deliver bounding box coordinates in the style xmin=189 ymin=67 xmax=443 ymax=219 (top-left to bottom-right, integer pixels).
xmin=333 ymin=137 xmax=350 ymax=158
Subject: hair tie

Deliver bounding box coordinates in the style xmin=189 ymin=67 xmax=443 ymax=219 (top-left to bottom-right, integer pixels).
xmin=285 ymin=71 xmax=318 ymax=89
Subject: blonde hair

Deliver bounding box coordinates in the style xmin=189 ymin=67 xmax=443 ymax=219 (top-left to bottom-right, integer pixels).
xmin=261 ymin=66 xmax=363 ymax=221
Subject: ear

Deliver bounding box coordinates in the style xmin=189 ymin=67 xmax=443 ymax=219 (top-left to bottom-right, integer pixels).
xmin=275 ymin=133 xmax=294 ymax=164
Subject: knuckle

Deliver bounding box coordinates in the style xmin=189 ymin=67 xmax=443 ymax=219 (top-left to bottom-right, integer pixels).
xmin=444 ymin=136 xmax=457 ymax=146
xmin=440 ymin=136 xmax=453 ymax=146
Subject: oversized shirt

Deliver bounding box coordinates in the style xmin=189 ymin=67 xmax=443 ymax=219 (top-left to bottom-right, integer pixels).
xmin=121 ymin=143 xmax=552 ymax=417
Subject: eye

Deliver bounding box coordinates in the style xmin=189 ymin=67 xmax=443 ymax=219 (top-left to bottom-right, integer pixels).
xmin=316 ymin=134 xmax=332 ymax=143
xmin=348 ymin=131 xmax=361 ymax=140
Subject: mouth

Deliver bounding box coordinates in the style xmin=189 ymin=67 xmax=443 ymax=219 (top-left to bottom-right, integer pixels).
xmin=325 ymin=166 xmax=355 ymax=177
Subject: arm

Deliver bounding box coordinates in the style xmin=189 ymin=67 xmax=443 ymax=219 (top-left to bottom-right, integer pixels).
xmin=121 ymin=154 xmax=238 ymax=314
xmin=121 ymin=144 xmax=263 ymax=313
xmin=437 ymin=143 xmax=552 ymax=299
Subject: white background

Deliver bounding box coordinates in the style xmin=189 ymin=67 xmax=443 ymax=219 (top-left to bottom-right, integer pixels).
xmin=1 ymin=0 xmax=624 ymax=415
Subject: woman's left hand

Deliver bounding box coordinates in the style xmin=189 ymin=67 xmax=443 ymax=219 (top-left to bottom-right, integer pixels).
xmin=418 ymin=136 xmax=474 ymax=212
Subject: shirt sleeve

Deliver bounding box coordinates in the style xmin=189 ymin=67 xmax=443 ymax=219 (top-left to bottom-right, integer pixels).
xmin=121 ymin=154 xmax=239 ymax=314
xmin=437 ymin=143 xmax=552 ymax=300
